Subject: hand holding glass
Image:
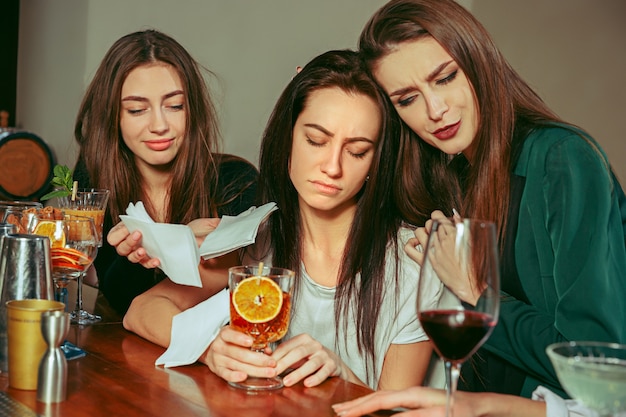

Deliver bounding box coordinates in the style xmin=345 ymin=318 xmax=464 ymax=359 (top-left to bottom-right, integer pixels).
xmin=417 ymin=218 xmax=500 ymax=417
xmin=228 ymin=265 xmax=294 ymax=391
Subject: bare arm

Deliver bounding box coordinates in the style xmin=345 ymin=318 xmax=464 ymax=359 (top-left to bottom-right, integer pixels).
xmin=332 ymin=387 xmax=546 ymax=417
xmin=111 ymin=216 xmax=231 ymax=346
xmin=123 ymin=251 xmax=237 ymax=347
xmin=378 ymin=341 xmax=433 ymax=390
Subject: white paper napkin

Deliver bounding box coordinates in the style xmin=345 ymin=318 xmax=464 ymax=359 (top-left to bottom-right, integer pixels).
xmin=155 ymin=288 xmax=230 ymax=368
xmin=120 ymin=202 xmax=202 ymax=287
xmin=199 ymin=202 xmax=277 ymax=259
xmin=119 ymin=202 xmax=278 ymax=287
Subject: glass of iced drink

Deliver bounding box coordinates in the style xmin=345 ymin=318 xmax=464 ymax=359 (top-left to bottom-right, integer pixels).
xmin=57 ymin=189 xmax=109 ymax=247
xmin=228 ymin=264 xmax=294 ymax=391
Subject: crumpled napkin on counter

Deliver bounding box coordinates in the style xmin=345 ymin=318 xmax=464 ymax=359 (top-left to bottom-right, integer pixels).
xmin=119 ymin=202 xmax=278 ymax=287
xmin=155 ymin=288 xmax=230 ymax=368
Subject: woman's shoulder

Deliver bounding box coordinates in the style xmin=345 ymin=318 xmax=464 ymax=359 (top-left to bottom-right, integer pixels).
xmin=516 ymin=123 xmax=610 ymax=175
xmin=214 ymin=153 xmax=259 ymax=177
xmin=389 ymin=226 xmax=422 ymax=286
xmin=524 ymin=123 xmax=604 ymax=155
xmin=213 ymin=153 xmax=259 ymax=216
xmin=212 ymin=153 xmax=259 ymax=191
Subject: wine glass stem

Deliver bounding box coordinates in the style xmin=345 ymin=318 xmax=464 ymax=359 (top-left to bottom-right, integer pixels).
xmin=54 ymin=280 xmax=69 ymax=313
xmin=74 ymin=272 xmax=84 ymax=314
xmin=444 ymin=361 xmax=461 ymax=417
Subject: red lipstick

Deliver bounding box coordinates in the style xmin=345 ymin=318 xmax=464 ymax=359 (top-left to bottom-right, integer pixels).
xmin=433 ymin=121 xmax=460 ymax=140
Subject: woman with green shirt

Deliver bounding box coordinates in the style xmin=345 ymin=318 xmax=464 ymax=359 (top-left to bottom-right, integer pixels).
xmin=357 ymin=0 xmax=626 ymax=398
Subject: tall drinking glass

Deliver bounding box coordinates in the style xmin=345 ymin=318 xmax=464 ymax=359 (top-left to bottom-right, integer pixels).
xmin=228 ymin=265 xmax=294 ymax=390
xmin=56 ymin=189 xmax=108 ymax=323
xmin=417 ymin=218 xmax=500 ymax=417
xmin=57 ymin=189 xmax=109 ymax=247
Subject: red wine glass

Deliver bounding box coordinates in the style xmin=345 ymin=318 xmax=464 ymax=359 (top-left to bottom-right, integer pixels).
xmin=417 ymin=218 xmax=500 ymax=417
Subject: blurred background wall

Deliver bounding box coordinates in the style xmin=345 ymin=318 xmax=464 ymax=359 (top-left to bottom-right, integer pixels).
xmin=9 ymin=0 xmax=626 ymax=182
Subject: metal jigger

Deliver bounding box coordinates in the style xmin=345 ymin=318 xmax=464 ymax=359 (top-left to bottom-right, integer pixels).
xmin=37 ymin=310 xmax=70 ymax=403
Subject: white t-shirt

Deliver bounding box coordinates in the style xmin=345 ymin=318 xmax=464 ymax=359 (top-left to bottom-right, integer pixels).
xmin=280 ymin=227 xmax=440 ymax=389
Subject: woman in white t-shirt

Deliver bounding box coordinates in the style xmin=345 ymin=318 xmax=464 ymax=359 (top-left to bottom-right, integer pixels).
xmin=205 ymin=49 xmax=439 ymax=390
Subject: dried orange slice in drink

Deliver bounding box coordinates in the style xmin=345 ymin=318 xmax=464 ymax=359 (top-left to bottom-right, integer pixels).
xmin=51 ymin=247 xmax=92 ymax=271
xmin=232 ymin=276 xmax=284 ymax=323
xmin=34 ymin=220 xmax=66 ymax=248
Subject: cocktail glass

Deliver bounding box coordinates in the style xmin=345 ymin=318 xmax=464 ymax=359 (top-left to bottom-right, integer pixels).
xmin=228 ymin=265 xmax=295 ymax=390
xmin=547 ymin=341 xmax=626 ymax=417
xmin=30 ymin=214 xmax=99 ymax=325
xmin=57 ymin=189 xmax=109 ymax=247
xmin=56 ymin=189 xmax=108 ymax=324
xmin=1 ymin=200 xmax=44 ymax=233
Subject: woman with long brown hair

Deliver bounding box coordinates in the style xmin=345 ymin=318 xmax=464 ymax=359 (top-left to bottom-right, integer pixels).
xmin=204 ymin=49 xmax=437 ymax=390
xmin=74 ymin=29 xmax=257 ymax=314
xmin=357 ymin=0 xmax=626 ymax=399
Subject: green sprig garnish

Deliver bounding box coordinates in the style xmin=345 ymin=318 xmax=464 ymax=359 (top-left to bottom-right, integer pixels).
xmin=41 ymin=164 xmax=74 ymax=201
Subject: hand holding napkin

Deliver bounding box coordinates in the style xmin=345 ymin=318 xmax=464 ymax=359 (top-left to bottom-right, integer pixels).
xmin=155 ymin=288 xmax=230 ymax=367
xmin=119 ymin=202 xmax=278 ymax=287
xmin=120 ymin=202 xmax=200 ymax=286
xmin=198 ymin=203 xmax=277 ymax=259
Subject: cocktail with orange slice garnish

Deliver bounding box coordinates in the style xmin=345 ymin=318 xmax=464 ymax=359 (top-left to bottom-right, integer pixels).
xmin=228 ymin=264 xmax=295 ymax=390
xmin=29 ymin=214 xmax=98 ymax=324
xmin=33 ymin=220 xmax=67 ymax=248
xmin=50 ymin=246 xmax=93 ymax=275
xmin=57 ymin=189 xmax=109 ymax=247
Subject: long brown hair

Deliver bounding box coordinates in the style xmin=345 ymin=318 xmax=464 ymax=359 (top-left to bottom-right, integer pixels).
xmin=359 ymin=0 xmax=562 ymax=242
xmin=75 ymin=29 xmax=222 ymax=223
xmin=256 ymin=50 xmax=402 ymax=382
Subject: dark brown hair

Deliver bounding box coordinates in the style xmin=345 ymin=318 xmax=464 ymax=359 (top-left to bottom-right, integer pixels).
xmin=359 ymin=0 xmax=563 ymax=241
xmin=256 ymin=50 xmax=402 ymax=383
xmin=75 ymin=29 xmax=223 ymax=223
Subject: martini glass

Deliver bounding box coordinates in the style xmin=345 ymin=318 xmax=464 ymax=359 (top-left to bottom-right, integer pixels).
xmin=547 ymin=341 xmax=626 ymax=416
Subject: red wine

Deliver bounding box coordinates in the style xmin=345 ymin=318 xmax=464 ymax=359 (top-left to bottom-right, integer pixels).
xmin=419 ymin=309 xmax=495 ymax=363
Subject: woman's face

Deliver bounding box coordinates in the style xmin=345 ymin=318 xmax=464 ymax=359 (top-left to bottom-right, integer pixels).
xmin=289 ymin=87 xmax=380 ymax=216
xmin=373 ymin=37 xmax=479 ymax=160
xmin=120 ymin=63 xmax=186 ymax=173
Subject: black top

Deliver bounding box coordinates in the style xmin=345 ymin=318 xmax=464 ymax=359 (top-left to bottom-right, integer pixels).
xmin=73 ymin=155 xmax=259 ymax=314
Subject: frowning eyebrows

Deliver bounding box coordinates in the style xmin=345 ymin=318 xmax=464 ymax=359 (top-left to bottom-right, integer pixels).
xmin=388 ymin=60 xmax=453 ymax=97
xmin=304 ymin=123 xmax=375 ymax=143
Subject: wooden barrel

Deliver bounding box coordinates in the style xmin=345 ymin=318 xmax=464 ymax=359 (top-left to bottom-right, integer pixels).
xmin=0 ymin=129 xmax=55 ymax=200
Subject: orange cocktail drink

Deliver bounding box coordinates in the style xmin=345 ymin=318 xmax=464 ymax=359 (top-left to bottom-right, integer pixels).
xmin=228 ymin=265 xmax=295 ymax=390
xmin=29 ymin=214 xmax=97 ymax=315
xmin=57 ymin=189 xmax=109 ymax=246
xmin=230 ymin=278 xmax=292 ymax=349
xmin=63 ymin=208 xmax=104 ymax=244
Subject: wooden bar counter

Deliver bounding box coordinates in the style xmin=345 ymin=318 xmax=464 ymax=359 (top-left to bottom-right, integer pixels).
xmin=0 ymin=295 xmax=394 ymax=417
